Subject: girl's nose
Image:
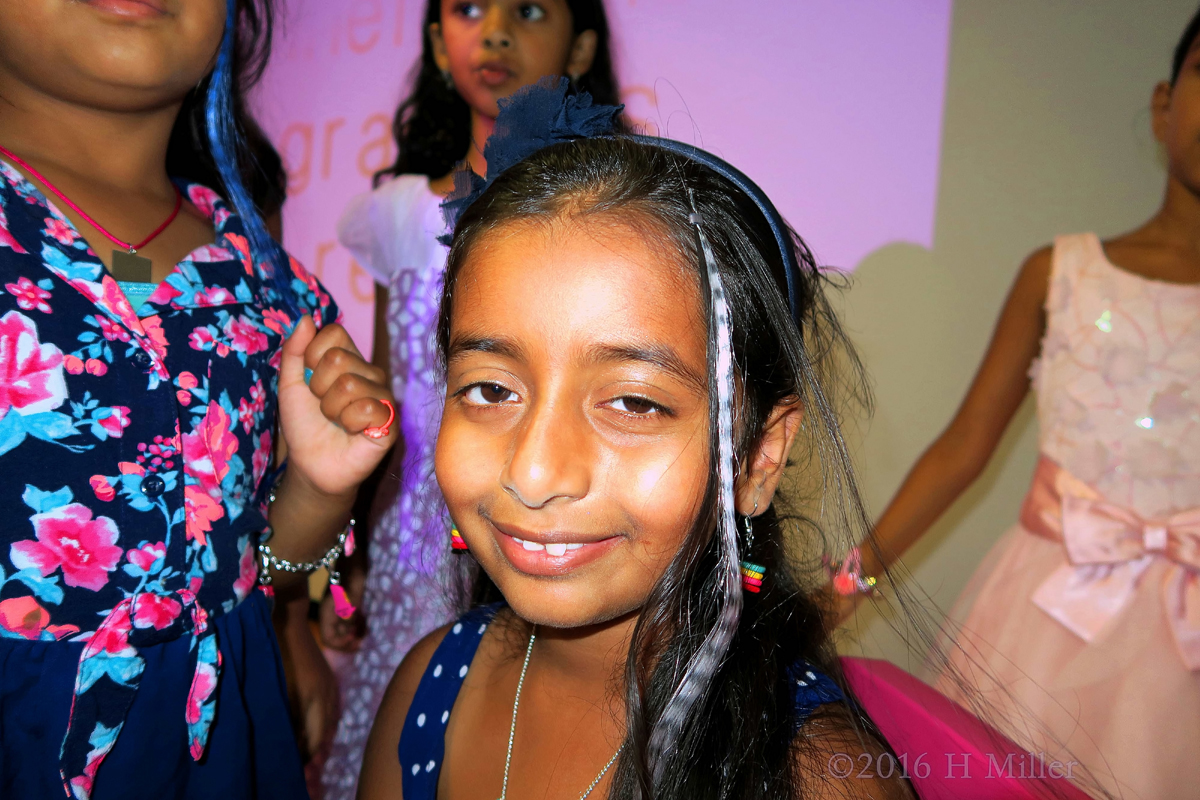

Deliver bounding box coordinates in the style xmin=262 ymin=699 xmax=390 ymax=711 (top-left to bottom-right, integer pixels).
xmin=481 ymin=7 xmax=512 ymax=50
xmin=500 ymin=403 xmax=589 ymax=509
xmin=483 ymin=29 xmax=512 ymax=49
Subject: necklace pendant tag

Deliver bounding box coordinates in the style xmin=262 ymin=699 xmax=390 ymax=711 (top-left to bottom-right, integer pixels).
xmin=110 ymin=250 xmax=152 ymax=283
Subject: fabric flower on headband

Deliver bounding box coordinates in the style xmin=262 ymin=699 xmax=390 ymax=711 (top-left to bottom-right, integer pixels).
xmin=438 ymin=76 xmax=625 ymax=243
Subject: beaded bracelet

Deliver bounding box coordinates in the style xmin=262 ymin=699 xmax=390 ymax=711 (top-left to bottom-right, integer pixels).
xmin=258 ymin=482 xmax=358 ymax=619
xmin=823 ymin=546 xmax=878 ymax=596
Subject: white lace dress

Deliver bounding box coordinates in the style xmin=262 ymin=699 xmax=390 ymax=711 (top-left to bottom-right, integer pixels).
xmin=321 ymin=175 xmax=456 ymax=800
xmin=936 ymin=233 xmax=1200 ymax=800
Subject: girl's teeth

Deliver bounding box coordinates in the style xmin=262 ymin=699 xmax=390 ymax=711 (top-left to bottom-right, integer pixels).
xmin=513 ymin=536 xmax=588 ymax=555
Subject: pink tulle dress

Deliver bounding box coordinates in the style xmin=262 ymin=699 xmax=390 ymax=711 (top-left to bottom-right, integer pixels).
xmin=935 ymin=233 xmax=1200 ymax=800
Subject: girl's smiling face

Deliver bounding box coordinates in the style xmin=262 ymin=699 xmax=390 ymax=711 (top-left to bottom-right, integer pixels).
xmin=436 ymin=215 xmax=712 ymax=628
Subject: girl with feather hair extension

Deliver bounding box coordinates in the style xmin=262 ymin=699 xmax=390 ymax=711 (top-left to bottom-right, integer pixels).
xmin=360 ymin=80 xmax=1104 ymax=800
xmin=0 ymin=1 xmax=396 ymax=796
xmin=325 ymin=3 xmax=621 ymax=796
xmin=357 ymin=79 xmax=912 ymax=800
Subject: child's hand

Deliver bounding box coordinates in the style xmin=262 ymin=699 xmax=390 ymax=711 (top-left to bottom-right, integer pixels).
xmin=278 ymin=316 xmax=397 ymax=500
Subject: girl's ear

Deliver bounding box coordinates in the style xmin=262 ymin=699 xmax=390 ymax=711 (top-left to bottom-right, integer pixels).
xmin=1152 ymin=80 xmax=1172 ymax=145
xmin=565 ymin=30 xmax=598 ymax=82
xmin=735 ymin=402 xmax=804 ymax=516
xmin=429 ymin=22 xmax=451 ymax=73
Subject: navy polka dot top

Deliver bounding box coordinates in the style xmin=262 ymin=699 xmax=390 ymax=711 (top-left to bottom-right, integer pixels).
xmin=398 ymin=605 xmax=844 ymax=799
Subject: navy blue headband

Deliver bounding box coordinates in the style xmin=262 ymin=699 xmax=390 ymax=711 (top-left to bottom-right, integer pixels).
xmin=441 ymin=78 xmax=803 ymax=323
xmin=627 ymin=135 xmax=802 ymax=323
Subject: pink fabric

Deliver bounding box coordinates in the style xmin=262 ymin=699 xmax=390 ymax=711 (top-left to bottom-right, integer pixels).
xmin=1031 ymin=234 xmax=1200 ymax=520
xmin=843 ymin=658 xmax=1090 ymax=799
xmin=1020 ymin=456 xmax=1200 ymax=669
xmin=933 ymin=234 xmax=1200 ymax=800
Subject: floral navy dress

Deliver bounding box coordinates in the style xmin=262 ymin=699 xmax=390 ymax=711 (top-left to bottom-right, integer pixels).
xmin=0 ymin=159 xmax=336 ymax=800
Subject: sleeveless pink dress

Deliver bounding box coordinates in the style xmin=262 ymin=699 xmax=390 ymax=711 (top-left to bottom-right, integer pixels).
xmin=935 ymin=233 xmax=1200 ymax=800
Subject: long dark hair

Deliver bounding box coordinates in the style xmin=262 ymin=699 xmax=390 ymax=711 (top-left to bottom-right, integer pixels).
xmin=438 ymin=136 xmax=895 ymax=799
xmin=166 ymin=0 xmax=294 ymax=316
xmin=1172 ymin=4 xmax=1200 ymax=85
xmin=374 ymin=0 xmax=622 ymax=184
xmin=167 ymin=0 xmax=286 ymax=218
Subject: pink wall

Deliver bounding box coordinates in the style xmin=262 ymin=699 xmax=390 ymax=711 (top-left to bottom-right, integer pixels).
xmin=254 ymin=0 xmax=953 ymax=349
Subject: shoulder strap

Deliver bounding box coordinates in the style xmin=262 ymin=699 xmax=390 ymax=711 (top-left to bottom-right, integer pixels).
xmin=1046 ymin=233 xmax=1099 ymax=310
xmin=791 ymin=662 xmax=845 ymax=726
xmin=399 ymin=604 xmax=501 ymax=799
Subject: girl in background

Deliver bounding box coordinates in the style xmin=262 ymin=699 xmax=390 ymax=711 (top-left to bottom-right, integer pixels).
xmin=359 ymin=80 xmax=914 ymax=800
xmin=845 ymin=8 xmax=1200 ymax=798
xmin=322 ymin=2 xmax=621 ymax=796
xmin=0 ymin=0 xmax=396 ymax=797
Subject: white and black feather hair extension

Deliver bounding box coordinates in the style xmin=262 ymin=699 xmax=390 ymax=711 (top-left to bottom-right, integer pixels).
xmin=646 ymin=192 xmax=746 ymax=782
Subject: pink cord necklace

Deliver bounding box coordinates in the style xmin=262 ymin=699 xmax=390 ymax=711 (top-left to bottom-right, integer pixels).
xmin=0 ymin=143 xmax=182 ymax=282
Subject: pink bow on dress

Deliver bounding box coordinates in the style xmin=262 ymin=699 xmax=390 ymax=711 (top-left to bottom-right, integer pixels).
xmin=1020 ymin=456 xmax=1200 ymax=670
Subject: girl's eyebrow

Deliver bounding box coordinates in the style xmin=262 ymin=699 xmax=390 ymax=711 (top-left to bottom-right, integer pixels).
xmin=447 ymin=335 xmax=528 ymax=363
xmin=448 ymin=336 xmax=705 ymax=391
xmin=584 ymin=343 xmax=706 ymax=393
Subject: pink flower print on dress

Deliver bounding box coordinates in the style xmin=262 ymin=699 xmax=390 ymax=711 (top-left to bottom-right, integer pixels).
xmin=238 ymin=397 xmax=254 ymax=433
xmin=11 ymin=504 xmax=123 ymax=590
xmin=175 ymin=370 xmax=199 ymax=406
xmin=238 ymin=381 xmax=268 ymax=433
xmin=186 ymin=659 xmax=218 ymax=727
xmin=222 ymin=231 xmax=253 ymax=273
xmin=68 ymin=748 xmax=103 ymax=800
xmin=85 ymin=600 xmax=135 ymax=655
xmin=187 ymin=243 xmax=236 ymax=264
xmin=0 ymin=200 xmax=28 ymax=254
xmin=94 ymin=314 xmax=130 ymax=343
xmin=43 ymin=216 xmax=79 ymax=246
xmin=5 ymin=276 xmax=52 ymax=313
xmin=138 ymin=317 xmax=171 ymax=379
xmin=63 ymin=354 xmax=84 ymax=375
xmin=223 ymin=315 xmax=268 ymax=355
xmin=88 ymin=475 xmax=116 ymax=502
xmin=232 ymin=537 xmax=258 ymax=602
xmin=132 ymin=592 xmax=182 ymax=630
xmin=97 ymin=277 xmax=139 ymax=331
xmin=193 ymin=286 xmax=236 ymax=307
xmin=248 ymin=379 xmax=266 ymax=412
xmin=150 ymin=279 xmax=183 ymax=308
xmin=126 ymin=541 xmax=166 ymax=573
xmin=288 ymin=254 xmax=319 ymax=291
xmin=0 ymin=596 xmax=79 ymax=640
xmin=188 ymin=325 xmax=217 ymax=352
xmin=183 ymin=486 xmax=223 ymax=546
xmin=0 ymin=310 xmax=67 ymax=417
xmin=182 ymin=401 xmax=238 ymax=498
xmin=251 ymin=430 xmax=272 ymax=489
xmin=187 ymin=184 xmax=220 ymax=220
xmin=95 ymin=406 xmax=131 ymax=439
xmin=84 ymin=358 xmax=106 ymax=377
xmin=262 ymin=308 xmax=291 ymax=335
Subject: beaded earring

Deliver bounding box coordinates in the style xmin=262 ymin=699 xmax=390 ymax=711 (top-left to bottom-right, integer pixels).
xmin=739 ymin=508 xmax=766 ymax=594
xmin=450 ymin=522 xmax=468 ymax=551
